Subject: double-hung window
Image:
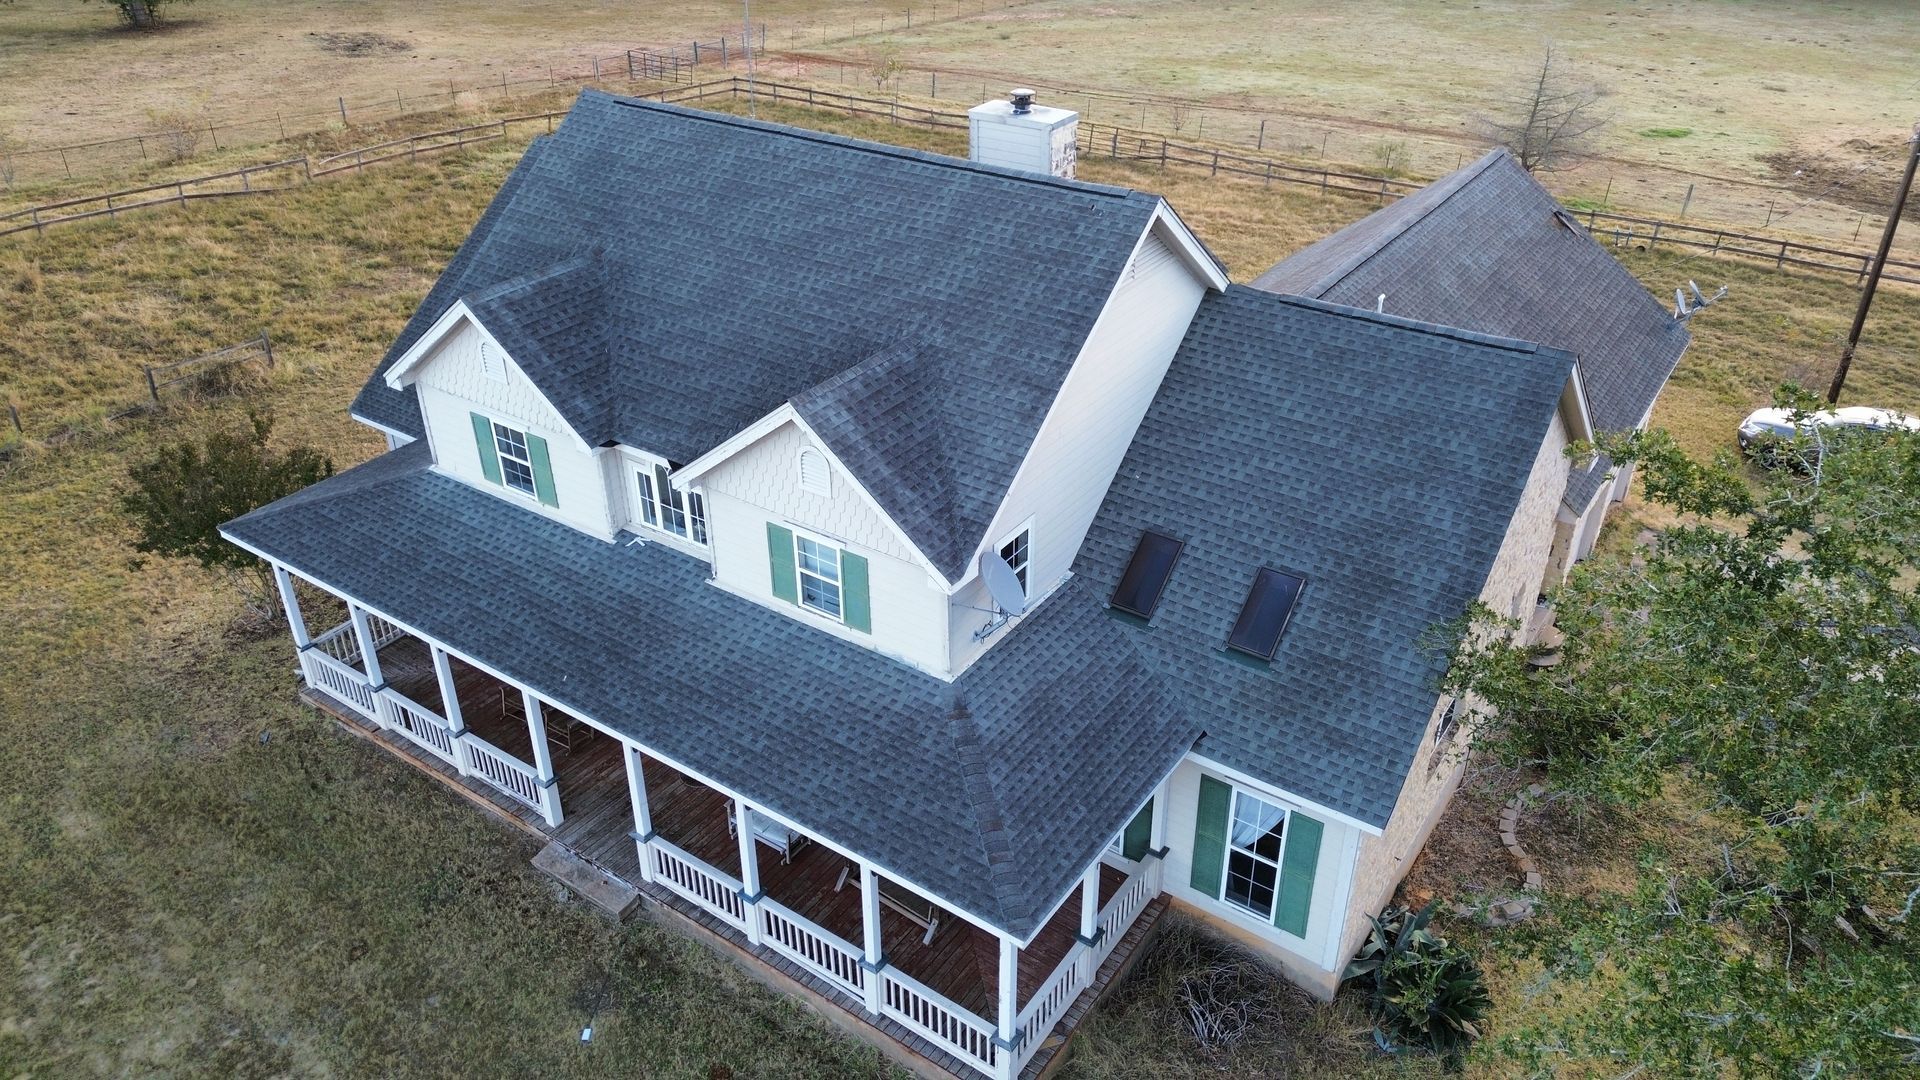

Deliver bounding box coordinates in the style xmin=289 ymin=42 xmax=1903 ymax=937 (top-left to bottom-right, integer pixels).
xmin=493 ymin=422 xmax=537 ymax=497
xmin=796 ymin=534 xmax=842 ymax=619
xmin=1222 ymin=789 xmax=1288 ymax=920
xmin=631 ymin=461 xmax=708 ymax=545
xmin=999 ymin=528 xmax=1031 ymax=595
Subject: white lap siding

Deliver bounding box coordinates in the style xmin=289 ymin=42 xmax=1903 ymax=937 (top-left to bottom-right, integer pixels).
xmin=700 ymin=420 xmax=949 ymax=675
xmin=413 ymin=319 xmax=618 ymax=539
xmin=1158 ymin=757 xmax=1360 ymax=1000
xmin=952 ymin=225 xmax=1209 ymax=673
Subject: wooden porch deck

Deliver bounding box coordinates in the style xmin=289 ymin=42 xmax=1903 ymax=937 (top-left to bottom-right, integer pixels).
xmin=309 ymin=631 xmax=1159 ymax=1079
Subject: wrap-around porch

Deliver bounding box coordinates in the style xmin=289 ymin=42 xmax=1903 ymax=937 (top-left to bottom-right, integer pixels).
xmin=275 ymin=569 xmax=1168 ymax=1080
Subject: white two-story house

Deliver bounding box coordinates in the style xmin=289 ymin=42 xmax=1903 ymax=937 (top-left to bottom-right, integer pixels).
xmin=222 ymin=89 xmax=1636 ymax=1080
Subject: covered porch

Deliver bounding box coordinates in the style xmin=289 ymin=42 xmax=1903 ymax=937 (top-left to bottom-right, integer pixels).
xmin=272 ymin=567 xmax=1168 ymax=1080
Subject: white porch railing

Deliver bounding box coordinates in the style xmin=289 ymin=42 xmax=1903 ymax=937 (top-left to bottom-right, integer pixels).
xmin=463 ymin=731 xmax=545 ymax=811
xmin=378 ymin=686 xmax=459 ymax=767
xmin=300 ymin=648 xmax=379 ymax=721
xmin=651 ymin=837 xmax=752 ymax=936
xmin=879 ymin=964 xmax=1002 ymax=1078
xmin=310 ymin=615 xmax=405 ymax=669
xmin=1014 ymin=950 xmax=1085 ymax=1070
xmin=759 ymin=898 xmax=866 ymax=1004
xmin=1094 ymin=866 xmax=1158 ymax=969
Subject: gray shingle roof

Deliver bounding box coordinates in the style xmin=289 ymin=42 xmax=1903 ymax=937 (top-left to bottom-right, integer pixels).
xmin=224 ymin=445 xmax=1196 ymax=940
xmin=1075 ymin=287 xmax=1576 ymax=828
xmin=1249 ymin=149 xmax=1689 ymax=512
xmin=352 ymin=89 xmax=1166 ymax=580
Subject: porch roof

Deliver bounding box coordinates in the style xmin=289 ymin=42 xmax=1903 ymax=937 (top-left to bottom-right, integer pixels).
xmin=223 ymin=443 xmax=1196 ymax=941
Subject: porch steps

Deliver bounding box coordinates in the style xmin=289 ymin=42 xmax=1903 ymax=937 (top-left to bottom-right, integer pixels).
xmin=532 ymin=841 xmax=642 ymax=919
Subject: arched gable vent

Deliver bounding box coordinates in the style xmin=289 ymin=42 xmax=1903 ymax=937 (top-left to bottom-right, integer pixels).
xmin=797 ymin=447 xmax=832 ymax=496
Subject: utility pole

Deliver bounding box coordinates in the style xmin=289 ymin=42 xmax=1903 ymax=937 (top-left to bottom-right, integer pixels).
xmin=1828 ymin=122 xmax=1920 ymax=404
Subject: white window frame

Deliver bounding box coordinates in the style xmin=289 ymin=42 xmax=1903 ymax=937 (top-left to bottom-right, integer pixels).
xmin=621 ymin=450 xmax=708 ymax=546
xmin=1219 ymin=786 xmax=1290 ymax=923
xmin=793 ymin=528 xmax=844 ymax=621
xmin=997 ymin=522 xmax=1032 ymax=597
xmin=491 ymin=420 xmax=537 ymax=498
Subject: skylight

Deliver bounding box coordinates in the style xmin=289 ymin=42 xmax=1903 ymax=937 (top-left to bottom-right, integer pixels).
xmin=1110 ymin=530 xmax=1184 ymax=619
xmin=1226 ymin=568 xmax=1306 ymax=660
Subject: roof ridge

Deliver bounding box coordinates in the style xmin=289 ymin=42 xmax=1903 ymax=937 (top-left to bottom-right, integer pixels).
xmin=581 ymin=88 xmax=1146 ymax=201
xmin=1303 ymin=149 xmax=1506 ymax=296
xmin=1257 ymin=288 xmax=1577 ymax=358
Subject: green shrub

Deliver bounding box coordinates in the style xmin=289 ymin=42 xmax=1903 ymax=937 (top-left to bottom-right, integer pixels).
xmin=1342 ymin=901 xmax=1491 ymax=1067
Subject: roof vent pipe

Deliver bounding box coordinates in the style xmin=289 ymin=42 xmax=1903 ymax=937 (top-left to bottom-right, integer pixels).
xmin=1377 ymin=294 xmax=1387 ymax=314
xmin=1010 ymin=87 xmax=1035 ymax=114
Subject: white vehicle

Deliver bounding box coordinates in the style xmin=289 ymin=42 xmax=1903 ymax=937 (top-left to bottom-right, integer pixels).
xmin=1737 ymin=406 xmax=1920 ymax=454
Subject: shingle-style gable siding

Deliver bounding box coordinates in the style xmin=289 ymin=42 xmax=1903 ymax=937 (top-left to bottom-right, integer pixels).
xmin=412 ymin=318 xmax=616 ymax=538
xmin=951 ymin=226 xmax=1210 ymax=673
xmin=701 ymin=419 xmax=949 ymax=674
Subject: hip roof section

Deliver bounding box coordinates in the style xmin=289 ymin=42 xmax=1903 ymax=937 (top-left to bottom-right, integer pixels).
xmin=1076 ymin=287 xmax=1576 ymax=828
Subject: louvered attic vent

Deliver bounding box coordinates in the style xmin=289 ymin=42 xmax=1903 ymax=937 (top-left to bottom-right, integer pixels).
xmin=1110 ymin=529 xmax=1184 ymax=619
xmin=1226 ymin=567 xmax=1306 ymax=660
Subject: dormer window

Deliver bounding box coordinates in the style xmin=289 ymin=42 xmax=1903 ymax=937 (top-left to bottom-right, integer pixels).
xmin=493 ymin=422 xmax=537 ymax=496
xmin=630 ymin=459 xmax=708 ymax=545
xmin=797 ymin=447 xmax=832 ymax=497
xmin=796 ymin=534 xmax=843 ymax=619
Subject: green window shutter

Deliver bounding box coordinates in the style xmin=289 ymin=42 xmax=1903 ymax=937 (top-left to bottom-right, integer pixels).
xmin=1273 ymin=813 xmax=1324 ymax=937
xmin=470 ymin=412 xmax=503 ymax=485
xmin=840 ymin=551 xmax=871 ymax=633
xmin=1189 ymin=776 xmax=1231 ymax=895
xmin=767 ymin=523 xmax=798 ymax=604
xmin=1122 ymin=798 xmax=1153 ymax=861
xmin=526 ymin=433 xmax=559 ymax=507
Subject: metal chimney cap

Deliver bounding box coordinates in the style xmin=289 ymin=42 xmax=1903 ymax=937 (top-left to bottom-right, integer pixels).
xmin=1010 ymin=87 xmax=1035 ymax=114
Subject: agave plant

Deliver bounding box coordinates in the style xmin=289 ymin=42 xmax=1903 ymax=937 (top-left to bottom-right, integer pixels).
xmin=1342 ymin=901 xmax=1492 ymax=1067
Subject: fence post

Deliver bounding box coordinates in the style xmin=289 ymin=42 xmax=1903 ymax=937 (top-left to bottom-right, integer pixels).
xmin=1210 ymin=150 xmax=1219 ymax=176
xmin=721 ymin=38 xmax=728 ymax=66
xmin=1110 ymin=130 xmax=1118 ymax=158
xmin=1777 ymin=240 xmax=1788 ymax=268
xmin=176 ymin=182 xmax=186 ymax=207
xmin=1378 ymin=177 xmax=1388 ymax=205
xmin=1649 ymin=222 xmax=1661 ymax=249
xmin=7 ymin=402 xmax=19 ymax=435
xmin=209 ymin=121 xmax=220 ymax=151
xmin=1264 ymin=161 xmax=1273 ymax=187
xmin=1680 ymin=183 xmax=1694 ymax=219
xmin=59 ymin=149 xmax=71 ymax=179
xmin=261 ymin=331 xmax=275 ymax=368
xmin=692 ymin=41 xmax=700 ymax=64
xmin=145 ymin=366 xmax=160 ymax=403
xmin=138 ymin=136 xmax=147 ymax=161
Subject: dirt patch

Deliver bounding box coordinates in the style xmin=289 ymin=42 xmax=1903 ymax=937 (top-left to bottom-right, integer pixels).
xmin=1762 ymin=138 xmax=1920 ymax=222
xmin=309 ymin=31 xmax=414 ymax=57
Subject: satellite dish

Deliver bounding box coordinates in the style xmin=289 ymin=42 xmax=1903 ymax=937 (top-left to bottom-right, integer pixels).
xmin=979 ymin=549 xmax=1028 ymax=617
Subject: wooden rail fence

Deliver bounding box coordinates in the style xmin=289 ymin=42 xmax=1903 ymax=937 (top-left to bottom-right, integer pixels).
xmin=6 ymin=74 xmax=1916 ymax=296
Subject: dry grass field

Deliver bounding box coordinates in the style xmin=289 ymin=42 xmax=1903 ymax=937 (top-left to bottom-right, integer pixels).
xmin=5 ymin=87 xmax=1918 ymax=1076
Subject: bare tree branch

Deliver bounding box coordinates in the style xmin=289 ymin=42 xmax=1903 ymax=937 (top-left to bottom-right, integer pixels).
xmin=1479 ymin=44 xmax=1610 ymax=172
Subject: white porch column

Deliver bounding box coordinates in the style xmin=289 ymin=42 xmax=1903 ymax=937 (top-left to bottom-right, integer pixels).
xmin=520 ymin=689 xmax=563 ymax=828
xmin=431 ymin=645 xmax=475 ymax=777
xmin=735 ymin=798 xmax=764 ymax=946
xmin=1076 ymin=862 xmax=1103 ymax=982
xmin=624 ymin=743 xmax=657 ymax=885
xmin=859 ymin=862 xmax=885 ymax=1014
xmin=348 ymin=603 xmax=385 ymax=686
xmin=348 ymin=603 xmax=392 ymax=729
xmin=995 ymin=936 xmax=1020 ymax=1069
xmin=273 ymin=565 xmax=309 ymax=650
xmin=1146 ymin=777 xmax=1172 ymax=890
